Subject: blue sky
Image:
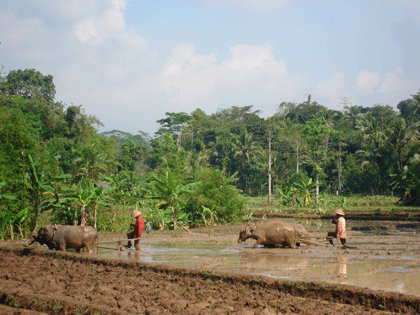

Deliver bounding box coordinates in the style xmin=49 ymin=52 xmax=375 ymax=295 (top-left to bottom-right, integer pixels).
xmin=1 ymin=0 xmax=419 ymax=136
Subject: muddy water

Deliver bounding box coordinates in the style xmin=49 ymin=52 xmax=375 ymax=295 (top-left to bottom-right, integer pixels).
xmin=98 ymin=223 xmax=420 ymax=297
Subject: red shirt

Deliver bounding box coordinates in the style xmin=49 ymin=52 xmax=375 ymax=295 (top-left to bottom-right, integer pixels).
xmin=134 ymin=215 xmax=144 ymax=238
xmin=332 ymin=216 xmax=346 ymax=239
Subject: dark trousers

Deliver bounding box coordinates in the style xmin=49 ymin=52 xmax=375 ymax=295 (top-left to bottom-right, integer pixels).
xmin=127 ymin=231 xmax=140 ymax=250
xmin=327 ymin=232 xmax=346 ymax=246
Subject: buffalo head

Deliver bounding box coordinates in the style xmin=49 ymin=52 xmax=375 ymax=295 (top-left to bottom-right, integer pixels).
xmin=238 ymin=225 xmax=252 ymax=243
xmin=25 ymin=231 xmax=38 ymax=246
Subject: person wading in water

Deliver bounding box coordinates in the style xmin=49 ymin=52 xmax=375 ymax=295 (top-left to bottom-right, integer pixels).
xmin=127 ymin=209 xmax=144 ymax=250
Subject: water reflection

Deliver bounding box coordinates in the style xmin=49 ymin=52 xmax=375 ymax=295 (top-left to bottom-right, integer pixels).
xmin=127 ymin=249 xmax=141 ymax=261
xmin=239 ymin=251 xmax=309 ymax=271
xmin=337 ymin=256 xmax=347 ymax=279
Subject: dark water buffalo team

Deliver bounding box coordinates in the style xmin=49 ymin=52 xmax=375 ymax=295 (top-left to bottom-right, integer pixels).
xmin=25 ymin=207 xmax=351 ymax=253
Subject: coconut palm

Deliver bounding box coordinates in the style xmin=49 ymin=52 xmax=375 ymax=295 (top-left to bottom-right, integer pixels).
xmin=356 ymin=114 xmax=386 ymax=192
xmin=344 ymin=105 xmax=363 ymax=129
xmin=230 ymin=129 xmax=262 ymax=193
xmin=384 ymin=118 xmax=419 ymax=170
xmin=231 ymin=129 xmax=262 ymax=164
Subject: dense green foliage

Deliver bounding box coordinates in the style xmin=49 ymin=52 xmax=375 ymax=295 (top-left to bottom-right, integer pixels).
xmin=1 ymin=68 xmax=420 ymax=240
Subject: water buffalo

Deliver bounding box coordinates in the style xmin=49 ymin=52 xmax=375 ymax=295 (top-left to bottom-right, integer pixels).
xmin=238 ymin=221 xmax=323 ymax=249
xmin=26 ymin=230 xmax=56 ymax=250
xmin=26 ymin=224 xmax=98 ymax=254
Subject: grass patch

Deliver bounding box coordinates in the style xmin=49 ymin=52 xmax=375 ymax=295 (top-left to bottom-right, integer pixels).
xmin=245 ymin=194 xmax=420 ymax=219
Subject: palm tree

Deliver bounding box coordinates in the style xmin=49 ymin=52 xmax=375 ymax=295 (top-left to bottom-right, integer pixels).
xmin=231 ymin=129 xmax=262 ymax=193
xmin=384 ymin=118 xmax=419 ymax=170
xmin=73 ymin=150 xmax=111 ymax=182
xmin=356 ymin=114 xmax=386 ymax=192
xmin=344 ymin=105 xmax=363 ymax=129
xmin=186 ymin=140 xmax=209 ymax=179
xmin=231 ymin=129 xmax=261 ymax=164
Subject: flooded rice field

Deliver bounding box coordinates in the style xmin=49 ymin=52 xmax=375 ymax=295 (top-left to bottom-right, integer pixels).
xmin=2 ymin=218 xmax=420 ymax=314
xmin=99 ymin=219 xmax=420 ymax=297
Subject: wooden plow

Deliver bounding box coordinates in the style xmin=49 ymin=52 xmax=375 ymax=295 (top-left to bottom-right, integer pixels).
xmin=96 ymin=238 xmax=141 ymax=251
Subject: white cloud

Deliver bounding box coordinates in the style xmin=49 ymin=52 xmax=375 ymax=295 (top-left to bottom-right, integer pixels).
xmin=74 ymin=0 xmax=147 ymax=49
xmin=75 ymin=19 xmax=98 ymax=43
xmin=355 ymin=69 xmax=381 ymax=95
xmin=378 ymin=67 xmax=404 ymax=94
xmin=118 ymin=43 xmax=293 ymax=111
xmin=4 ymin=0 xmax=420 ymax=136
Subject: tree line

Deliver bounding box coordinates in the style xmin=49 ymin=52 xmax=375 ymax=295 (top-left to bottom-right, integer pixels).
xmin=1 ymin=68 xmax=419 ymax=240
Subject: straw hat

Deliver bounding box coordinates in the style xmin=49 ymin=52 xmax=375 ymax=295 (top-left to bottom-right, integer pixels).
xmin=334 ymin=208 xmax=345 ymax=216
xmin=131 ymin=209 xmax=142 ymax=218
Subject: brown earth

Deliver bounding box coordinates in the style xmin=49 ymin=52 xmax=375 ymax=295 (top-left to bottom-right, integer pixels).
xmin=1 ymin=221 xmax=420 ymax=315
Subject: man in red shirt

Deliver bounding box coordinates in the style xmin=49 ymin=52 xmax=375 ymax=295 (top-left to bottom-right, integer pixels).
xmin=127 ymin=209 xmax=144 ymax=250
xmin=327 ymin=208 xmax=347 ymax=248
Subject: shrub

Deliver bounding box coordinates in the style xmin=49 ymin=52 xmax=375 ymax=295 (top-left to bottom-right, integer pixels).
xmin=186 ymin=168 xmax=245 ymax=225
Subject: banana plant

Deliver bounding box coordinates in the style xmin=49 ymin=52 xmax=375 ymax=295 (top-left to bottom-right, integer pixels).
xmin=201 ymin=205 xmax=218 ymax=226
xmin=292 ymin=177 xmax=316 ymax=206
xmin=143 ymin=204 xmax=171 ymax=231
xmin=0 ymin=206 xmax=27 ymax=241
xmin=0 ymin=181 xmax=16 ymax=201
xmin=99 ymin=173 xmax=128 ymax=205
xmin=25 ymin=154 xmax=71 ymax=230
xmin=101 ymin=171 xmax=150 ymax=205
xmin=151 ymin=170 xmax=200 ymax=232
xmin=0 ymin=181 xmax=27 ymax=240
xmin=62 ymin=178 xmax=113 ymax=228
xmin=275 ymin=184 xmax=296 ymax=206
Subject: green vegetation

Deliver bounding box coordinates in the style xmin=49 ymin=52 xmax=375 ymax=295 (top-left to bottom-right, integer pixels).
xmin=1 ymin=68 xmax=420 ymax=240
xmin=5 ymin=294 xmax=20 ymax=308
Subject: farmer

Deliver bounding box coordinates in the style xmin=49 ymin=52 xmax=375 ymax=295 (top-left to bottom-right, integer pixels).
xmin=127 ymin=209 xmax=144 ymax=250
xmin=327 ymin=208 xmax=347 ymax=248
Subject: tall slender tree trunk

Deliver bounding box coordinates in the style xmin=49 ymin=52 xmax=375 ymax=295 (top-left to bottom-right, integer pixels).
xmin=268 ymin=132 xmax=272 ymax=204
xmin=338 ymin=143 xmax=342 ymax=194
xmin=296 ymin=143 xmax=299 ymax=173
xmin=80 ymin=207 xmax=86 ymax=226
xmin=176 ymin=133 xmax=181 ymax=149
xmin=190 ymin=121 xmax=194 ymax=150
xmin=94 ymin=203 xmax=98 ymax=230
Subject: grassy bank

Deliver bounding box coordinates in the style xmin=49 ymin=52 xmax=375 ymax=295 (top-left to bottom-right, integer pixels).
xmin=245 ymin=194 xmax=420 ymax=220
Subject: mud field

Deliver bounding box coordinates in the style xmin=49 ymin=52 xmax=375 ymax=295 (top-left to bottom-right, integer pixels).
xmin=1 ymin=218 xmax=420 ymax=314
